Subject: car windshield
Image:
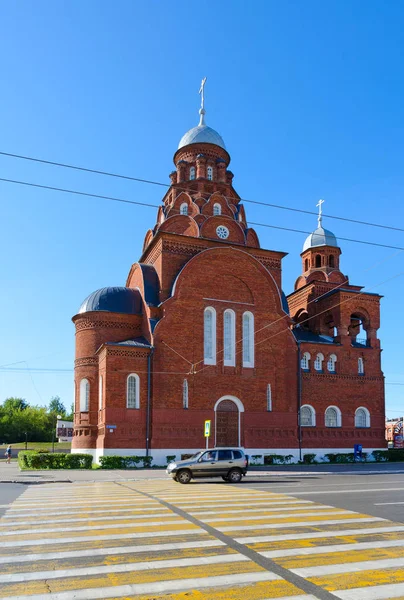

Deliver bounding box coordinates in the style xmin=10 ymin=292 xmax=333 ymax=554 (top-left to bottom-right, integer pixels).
xmin=189 ymin=452 xmax=203 ymax=460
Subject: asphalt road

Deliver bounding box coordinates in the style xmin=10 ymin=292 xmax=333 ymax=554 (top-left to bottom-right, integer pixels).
xmin=0 ymin=483 xmax=27 ymax=517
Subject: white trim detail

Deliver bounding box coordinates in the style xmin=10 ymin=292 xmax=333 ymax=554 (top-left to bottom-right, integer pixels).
xmin=213 ymin=203 xmax=221 ymax=216
xmin=204 ymin=307 xmax=216 ymax=365
xmin=214 ymin=395 xmax=245 ymax=448
xmin=127 ymin=373 xmax=140 ymax=409
xmin=314 ymin=352 xmax=324 ymax=371
xmin=242 ymin=311 xmax=254 ymax=368
xmin=180 ymin=203 xmax=188 ymax=216
xmin=79 ymin=378 xmax=90 ymax=412
xmin=300 ymin=404 xmax=316 ymax=427
xmin=301 ymin=352 xmax=311 ymax=370
xmin=327 ymin=353 xmax=337 ymax=372
xmin=183 ymin=379 xmax=189 ymax=409
xmin=223 ymin=309 xmax=236 ymax=366
xmin=98 ymin=375 xmax=103 ymax=411
xmin=266 ymin=384 xmax=272 ymax=411
xmin=358 ymin=357 xmax=365 ymax=375
xmin=189 ymin=167 xmax=196 ymax=181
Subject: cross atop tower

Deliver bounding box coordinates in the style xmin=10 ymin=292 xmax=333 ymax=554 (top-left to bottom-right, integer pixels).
xmin=198 ymin=77 xmax=207 ymax=126
xmin=316 ymin=198 xmax=324 ymax=227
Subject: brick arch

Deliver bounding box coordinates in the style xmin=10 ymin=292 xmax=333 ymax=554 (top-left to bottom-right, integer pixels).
xmin=214 ymin=396 xmax=244 ymax=447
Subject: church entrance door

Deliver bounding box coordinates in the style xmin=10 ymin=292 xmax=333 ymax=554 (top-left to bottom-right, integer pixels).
xmin=215 ymin=399 xmax=239 ymax=447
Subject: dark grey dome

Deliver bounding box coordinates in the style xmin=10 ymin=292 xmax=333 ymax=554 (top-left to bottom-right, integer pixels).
xmin=78 ymin=287 xmax=143 ymax=315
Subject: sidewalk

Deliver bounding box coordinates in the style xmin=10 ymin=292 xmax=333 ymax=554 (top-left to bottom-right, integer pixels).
xmin=2 ymin=460 xmax=404 ymax=484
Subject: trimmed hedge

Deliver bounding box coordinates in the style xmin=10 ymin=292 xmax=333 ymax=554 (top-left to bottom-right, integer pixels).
xmin=264 ymin=454 xmax=293 ymax=465
xmin=18 ymin=451 xmax=92 ymax=470
xmin=98 ymin=455 xmax=153 ymax=469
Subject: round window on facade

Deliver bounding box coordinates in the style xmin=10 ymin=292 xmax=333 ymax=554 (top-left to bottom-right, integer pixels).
xmin=216 ymin=225 xmax=229 ymax=239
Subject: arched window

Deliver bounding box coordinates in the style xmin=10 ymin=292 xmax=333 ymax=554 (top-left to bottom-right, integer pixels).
xmin=301 ymin=405 xmax=315 ymax=427
xmin=190 ymin=167 xmax=196 ymax=180
xmin=127 ymin=374 xmax=140 ymax=409
xmin=99 ymin=375 xmax=103 ymax=411
xmin=315 ymin=254 xmax=322 ymax=268
xmin=325 ymin=406 xmax=341 ymax=427
xmin=242 ymin=311 xmax=254 ymax=368
xmin=180 ymin=203 xmax=188 ymax=216
xmin=327 ymin=354 xmax=337 ymax=373
xmin=314 ymin=353 xmax=324 ymax=371
xmin=213 ymin=203 xmax=221 ymax=216
xmin=301 ymin=352 xmax=311 ymax=370
xmin=204 ymin=307 xmax=216 ymax=365
xmin=329 ymin=255 xmax=335 ymax=268
xmin=304 ymin=259 xmax=309 ymax=271
xmin=266 ymin=384 xmax=272 ymax=411
xmin=183 ymin=379 xmax=188 ymax=409
xmin=207 ymin=166 xmax=213 ymax=181
xmin=223 ymin=309 xmax=236 ymax=366
xmin=358 ymin=357 xmax=364 ymax=375
xmin=355 ymin=407 xmax=370 ymax=428
xmin=80 ymin=379 xmax=90 ymax=412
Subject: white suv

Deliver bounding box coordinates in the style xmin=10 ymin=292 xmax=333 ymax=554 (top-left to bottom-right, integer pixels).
xmin=166 ymin=448 xmax=249 ymax=484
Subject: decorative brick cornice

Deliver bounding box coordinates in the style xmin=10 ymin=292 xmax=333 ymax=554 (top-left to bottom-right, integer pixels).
xmin=257 ymin=257 xmax=282 ymax=271
xmin=74 ymin=357 xmax=97 ymax=368
xmin=163 ymin=240 xmax=202 ymax=257
xmin=302 ymin=373 xmax=383 ymax=383
xmin=75 ymin=319 xmax=139 ymax=332
xmin=106 ymin=349 xmax=149 ymax=358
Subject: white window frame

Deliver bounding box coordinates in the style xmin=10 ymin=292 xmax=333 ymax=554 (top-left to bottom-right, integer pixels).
xmin=98 ymin=375 xmax=103 ymax=411
xmin=207 ymin=166 xmax=213 ymax=181
xmin=355 ymin=407 xmax=370 ymax=428
xmin=213 ymin=203 xmax=221 ymax=216
xmin=314 ymin=353 xmax=324 ymax=372
xmin=127 ymin=373 xmax=140 ymax=409
xmin=327 ymin=353 xmax=337 ymax=372
xmin=190 ymin=166 xmax=196 ymax=180
xmin=204 ymin=307 xmax=216 ymax=365
xmin=242 ymin=311 xmax=254 ymax=368
xmin=358 ymin=357 xmax=364 ymax=375
xmin=300 ymin=404 xmax=316 ymax=427
xmin=183 ymin=379 xmax=188 ymax=409
xmin=325 ymin=405 xmax=342 ymax=428
xmin=301 ymin=352 xmax=311 ymax=370
xmin=266 ymin=384 xmax=272 ymax=411
xmin=223 ymin=309 xmax=236 ymax=367
xmin=180 ymin=203 xmax=188 ymax=216
xmin=80 ymin=378 xmax=90 ymax=412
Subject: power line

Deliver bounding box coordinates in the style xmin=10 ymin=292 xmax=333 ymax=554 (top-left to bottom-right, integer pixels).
xmin=2 ymin=150 xmax=404 ymax=235
xmin=2 ymin=175 xmax=404 ymax=252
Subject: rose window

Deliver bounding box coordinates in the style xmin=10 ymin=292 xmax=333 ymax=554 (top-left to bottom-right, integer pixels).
xmin=216 ymin=225 xmax=229 ymax=239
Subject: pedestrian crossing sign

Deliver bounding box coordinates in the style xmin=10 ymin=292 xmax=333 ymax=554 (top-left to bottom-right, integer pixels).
xmin=204 ymin=420 xmax=211 ymax=437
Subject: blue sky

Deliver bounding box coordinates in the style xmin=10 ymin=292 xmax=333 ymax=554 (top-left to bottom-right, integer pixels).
xmin=0 ymin=1 xmax=403 ymax=417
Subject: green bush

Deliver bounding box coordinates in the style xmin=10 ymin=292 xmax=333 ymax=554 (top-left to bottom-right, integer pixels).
xmin=324 ymin=453 xmax=355 ymax=464
xmin=166 ymin=455 xmax=176 ymax=464
xmin=387 ymin=449 xmax=404 ymax=462
xmin=303 ymin=453 xmax=317 ymax=464
xmin=98 ymin=455 xmax=153 ymax=469
xmin=18 ymin=451 xmax=92 ymax=469
xmin=263 ymin=454 xmax=293 ymax=465
xmin=372 ymin=450 xmax=388 ymax=462
xmin=251 ymin=454 xmax=263 ymax=465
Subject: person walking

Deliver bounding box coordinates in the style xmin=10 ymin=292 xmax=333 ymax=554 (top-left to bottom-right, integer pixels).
xmin=5 ymin=445 xmax=11 ymax=464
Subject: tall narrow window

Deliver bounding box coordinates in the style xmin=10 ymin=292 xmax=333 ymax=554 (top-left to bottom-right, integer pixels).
xmin=204 ymin=307 xmax=216 ymax=365
xmin=301 ymin=405 xmax=315 ymax=426
xmin=301 ymin=352 xmax=311 ymax=370
xmin=80 ymin=379 xmax=90 ymax=412
xmin=183 ymin=379 xmax=188 ymax=409
xmin=314 ymin=353 xmax=324 ymax=371
xmin=327 ymin=354 xmax=337 ymax=373
xmin=213 ymin=203 xmax=221 ymax=216
xmin=242 ymin=311 xmax=254 ymax=368
xmin=223 ymin=309 xmax=236 ymax=366
xmin=127 ymin=374 xmax=140 ymax=409
xmin=304 ymin=259 xmax=309 ymax=271
xmin=98 ymin=375 xmax=103 ymax=410
xmin=207 ymin=166 xmax=213 ymax=181
xmin=325 ymin=406 xmax=341 ymax=427
xmin=266 ymin=384 xmax=272 ymax=411
xmin=190 ymin=167 xmax=196 ymax=180
xmin=315 ymin=254 xmax=322 ymax=268
xmin=329 ymin=255 xmax=335 ymax=268
xmin=358 ymin=357 xmax=364 ymax=375
xmin=180 ymin=203 xmax=188 ymax=215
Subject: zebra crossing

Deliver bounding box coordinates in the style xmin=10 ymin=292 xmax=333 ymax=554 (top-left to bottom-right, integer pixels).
xmin=0 ymin=481 xmax=404 ymax=599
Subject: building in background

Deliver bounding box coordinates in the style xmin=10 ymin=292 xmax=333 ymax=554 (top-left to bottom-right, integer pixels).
xmin=71 ymin=85 xmax=386 ymax=464
xmin=386 ymin=418 xmax=403 ymax=448
xmin=56 ymin=419 xmax=73 ymax=443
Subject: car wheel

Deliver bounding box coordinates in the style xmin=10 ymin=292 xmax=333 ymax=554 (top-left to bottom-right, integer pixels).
xmin=228 ymin=468 xmax=242 ymax=483
xmin=177 ymin=469 xmax=192 ymax=484
xmin=173 ymin=476 xmax=179 ymax=482
xmin=222 ymin=476 xmax=229 ymax=481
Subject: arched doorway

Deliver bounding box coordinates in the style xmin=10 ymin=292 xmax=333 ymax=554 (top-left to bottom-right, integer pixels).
xmin=214 ymin=396 xmax=244 ymax=447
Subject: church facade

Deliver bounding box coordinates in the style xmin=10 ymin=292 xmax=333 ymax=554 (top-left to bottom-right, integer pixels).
xmin=72 ymin=95 xmax=386 ymax=464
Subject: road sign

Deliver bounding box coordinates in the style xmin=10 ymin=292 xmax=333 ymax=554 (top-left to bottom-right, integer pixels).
xmin=204 ymin=420 xmax=211 ymax=437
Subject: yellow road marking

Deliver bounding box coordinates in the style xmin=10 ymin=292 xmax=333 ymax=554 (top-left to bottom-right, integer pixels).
xmin=310 ymin=567 xmax=404 ymax=591
xmin=278 ymin=546 xmax=404 ymax=569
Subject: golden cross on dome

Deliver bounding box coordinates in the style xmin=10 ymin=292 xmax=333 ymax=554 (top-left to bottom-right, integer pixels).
xmin=316 ymin=198 xmax=324 ymax=227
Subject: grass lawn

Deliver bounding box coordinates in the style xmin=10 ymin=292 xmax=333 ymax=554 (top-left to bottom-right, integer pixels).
xmin=0 ymin=442 xmax=72 ymax=451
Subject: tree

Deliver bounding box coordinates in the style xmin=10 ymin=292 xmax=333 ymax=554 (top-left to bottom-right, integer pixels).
xmin=2 ymin=397 xmax=28 ymax=412
xmin=48 ymin=396 xmax=66 ymax=416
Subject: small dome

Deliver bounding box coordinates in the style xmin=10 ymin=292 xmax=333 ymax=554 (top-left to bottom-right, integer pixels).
xmin=178 ymin=124 xmax=226 ymax=150
xmin=78 ymin=287 xmax=142 ymax=315
xmin=303 ymin=227 xmax=338 ymax=252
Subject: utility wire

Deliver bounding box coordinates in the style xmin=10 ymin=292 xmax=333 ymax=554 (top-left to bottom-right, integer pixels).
xmin=1 ymin=175 xmax=404 ymax=252
xmin=1 ymin=150 xmax=404 ymax=235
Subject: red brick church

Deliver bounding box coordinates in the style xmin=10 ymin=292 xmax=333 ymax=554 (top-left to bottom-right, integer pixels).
xmin=72 ymin=85 xmax=386 ymax=464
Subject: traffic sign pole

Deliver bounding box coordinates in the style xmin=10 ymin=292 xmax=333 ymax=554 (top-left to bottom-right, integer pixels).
xmin=204 ymin=420 xmax=211 ymax=449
